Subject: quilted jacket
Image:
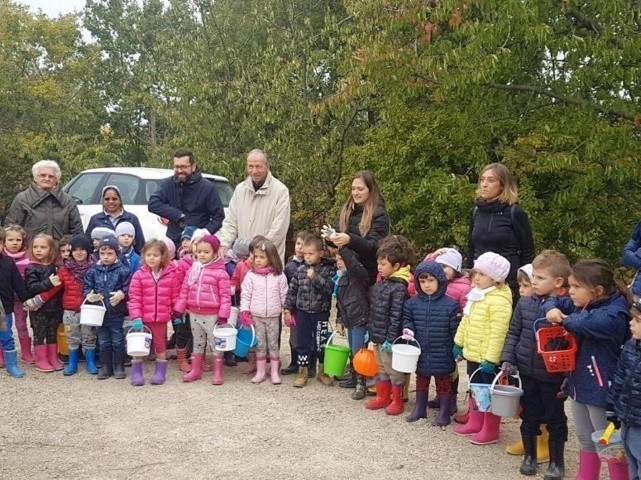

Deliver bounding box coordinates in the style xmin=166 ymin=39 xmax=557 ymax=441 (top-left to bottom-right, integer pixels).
xmin=174 ymin=259 xmax=231 ymax=318
xmin=610 ymin=339 xmax=641 ymax=427
xmin=240 ymin=269 xmax=288 ymax=318
xmin=128 ymin=263 xmax=179 ymax=323
xmin=368 ymin=267 xmax=410 ymax=344
xmin=335 ymin=246 xmax=370 ymax=328
xmin=284 ymin=258 xmax=336 ymax=314
xmin=25 ymin=263 xmax=62 ymax=313
xmin=82 ymin=260 xmax=131 ymax=319
xmin=58 ymin=265 xmax=86 ymax=311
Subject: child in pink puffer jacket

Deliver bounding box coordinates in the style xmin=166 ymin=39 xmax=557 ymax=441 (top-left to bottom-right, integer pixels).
xmin=240 ymin=238 xmax=288 ymax=385
xmin=174 ymin=235 xmax=231 ymax=386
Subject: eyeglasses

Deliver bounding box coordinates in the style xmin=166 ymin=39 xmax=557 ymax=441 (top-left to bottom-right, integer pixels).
xmin=174 ymin=164 xmax=193 ymax=171
xmin=37 ymin=173 xmax=56 ymax=179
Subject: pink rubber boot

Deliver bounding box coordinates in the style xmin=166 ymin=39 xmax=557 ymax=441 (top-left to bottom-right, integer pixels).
xmin=212 ymin=356 xmax=224 ymax=385
xmin=470 ymin=411 xmax=501 ymax=445
xmin=453 ymin=398 xmax=485 ymax=436
xmin=575 ymin=450 xmax=601 ymax=480
xmin=608 ymin=462 xmax=630 ymax=480
xmin=251 ymin=356 xmax=267 ymax=384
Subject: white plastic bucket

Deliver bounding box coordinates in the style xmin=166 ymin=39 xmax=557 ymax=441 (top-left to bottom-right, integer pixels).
xmin=127 ymin=325 xmax=152 ymax=356
xmin=228 ymin=306 xmax=239 ymax=328
xmin=80 ymin=299 xmax=106 ymax=327
xmin=213 ymin=324 xmax=237 ymax=352
xmin=490 ymin=371 xmax=524 ymax=417
xmin=391 ymin=337 xmax=421 ymax=373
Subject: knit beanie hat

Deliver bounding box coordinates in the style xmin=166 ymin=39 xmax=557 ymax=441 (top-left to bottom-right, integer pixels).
xmin=98 ymin=235 xmax=120 ymax=253
xmin=69 ymin=235 xmax=92 ymax=258
xmin=181 ymin=226 xmax=197 ymax=240
xmin=518 ymin=264 xmax=533 ymax=282
xmin=160 ymin=236 xmax=176 ymax=260
xmin=474 ymin=252 xmax=510 ymax=282
xmin=91 ymin=226 xmax=114 ymax=241
xmin=435 ymin=248 xmax=462 ymax=273
xmin=115 ymin=222 xmax=135 ymax=238
xmin=191 ymin=228 xmax=210 ymax=243
xmin=200 ymin=234 xmax=220 ymax=252
xmin=232 ymin=237 xmax=251 ymax=259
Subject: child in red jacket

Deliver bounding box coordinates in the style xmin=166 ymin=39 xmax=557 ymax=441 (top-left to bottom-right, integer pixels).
xmin=128 ymin=240 xmax=179 ymax=386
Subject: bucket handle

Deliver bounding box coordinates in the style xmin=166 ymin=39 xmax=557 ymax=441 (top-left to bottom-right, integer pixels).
xmin=533 ymin=317 xmax=554 ymax=335
xmin=128 ymin=324 xmax=152 ymax=335
xmin=81 ymin=298 xmax=106 ymax=309
xmin=323 ymin=330 xmax=349 ymax=350
xmin=392 ymin=336 xmax=421 ymax=352
xmin=489 ymin=370 xmax=521 ymax=394
xmin=236 ymin=324 xmax=256 ymax=347
xmin=469 ymin=367 xmax=484 ymax=384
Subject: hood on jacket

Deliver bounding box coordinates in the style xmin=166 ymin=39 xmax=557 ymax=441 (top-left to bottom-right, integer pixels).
xmin=414 ymin=261 xmax=447 ymax=300
xmin=173 ymin=169 xmax=203 ymax=186
xmin=389 ymin=265 xmax=412 ymax=284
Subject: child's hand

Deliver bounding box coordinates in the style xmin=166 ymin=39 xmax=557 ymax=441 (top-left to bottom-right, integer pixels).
xmin=109 ymin=290 xmax=125 ymax=306
xmin=131 ymin=318 xmax=143 ymax=331
xmin=546 ymin=308 xmax=566 ymax=324
xmin=501 ymin=361 xmax=517 ymax=376
xmin=432 ymin=248 xmax=449 ymax=257
xmin=240 ymin=311 xmax=254 ymax=327
xmin=402 ymin=328 xmax=414 ymax=341
xmin=453 ymin=344 xmax=463 ymax=361
xmin=480 ymin=360 xmax=496 ymax=374
xmin=86 ymin=291 xmax=104 ymax=303
xmin=49 ymin=274 xmax=61 ymax=287
xmin=284 ymin=310 xmax=296 ymax=327
xmin=381 ymin=340 xmax=392 ymax=353
xmin=306 ymin=267 xmax=315 ymax=279
xmin=336 ymin=324 xmax=345 ymax=336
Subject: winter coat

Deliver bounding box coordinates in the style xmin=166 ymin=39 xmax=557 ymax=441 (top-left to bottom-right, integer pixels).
xmin=175 ymin=255 xmax=193 ymax=287
xmin=58 ymin=266 xmax=86 ymax=311
xmin=218 ymin=172 xmax=290 ymax=261
xmin=3 ymin=249 xmax=29 ymax=277
xmin=402 ymin=261 xmax=460 ymax=376
xmin=83 ymin=260 xmax=131 ymax=320
xmin=174 ymin=259 xmax=231 ymax=318
xmin=231 ymin=258 xmax=252 ymax=293
xmin=454 ymin=285 xmax=512 ymax=364
xmin=0 ymin=255 xmax=29 ymax=313
xmin=335 ymin=246 xmax=370 ymax=328
xmin=148 ymin=170 xmax=225 ymax=244
xmin=284 ymin=258 xmax=336 ymax=314
xmin=122 ymin=249 xmax=141 ymax=275
xmin=465 ymin=200 xmax=535 ymax=288
xmin=85 ymin=210 xmax=145 ymax=253
xmin=610 ymin=339 xmax=641 ymax=427
xmin=128 ymin=263 xmax=179 ymax=324
xmin=284 ymin=256 xmax=304 ymax=283
xmin=240 ymin=270 xmax=288 ymax=318
xmin=25 ymin=263 xmax=62 ymax=313
xmin=622 ymin=219 xmax=641 ymax=295
xmin=368 ymin=267 xmax=411 ymax=344
xmin=500 ymin=295 xmax=566 ymax=383
xmin=546 ymin=293 xmax=630 ymax=407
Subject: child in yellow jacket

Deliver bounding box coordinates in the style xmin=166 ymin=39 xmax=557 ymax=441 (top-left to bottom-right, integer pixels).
xmin=452 ymin=252 xmax=513 ymax=445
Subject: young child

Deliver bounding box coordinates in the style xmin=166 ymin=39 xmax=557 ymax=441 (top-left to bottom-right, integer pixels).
xmin=517 ymin=264 xmax=535 ymax=298
xmin=24 ymin=234 xmax=64 ymax=373
xmin=128 ymin=239 xmax=179 ymax=386
xmin=0 ymin=228 xmax=31 ymax=377
xmin=115 ymin=222 xmax=140 ymax=274
xmin=402 ymin=260 xmax=461 ymax=426
xmin=239 ymin=238 xmax=288 ymax=385
xmin=610 ymin=300 xmax=641 ymax=480
xmin=225 ymin=236 xmax=251 ymax=279
xmin=59 ymin=235 xmax=72 ymax=260
xmin=90 ymin=227 xmax=114 ymax=260
xmin=83 ymin=235 xmax=131 ymax=380
xmin=178 ymin=226 xmax=196 ymax=259
xmin=500 ymin=250 xmax=571 ymax=478
xmin=283 ymin=233 xmax=336 ymax=388
xmin=546 ymin=259 xmax=631 ymax=480
xmin=364 ymin=235 xmax=414 ymax=415
xmin=3 ymin=224 xmax=34 ymax=364
xmin=453 ymin=251 xmax=512 ymax=444
xmin=174 ymin=234 xmax=231 ymax=385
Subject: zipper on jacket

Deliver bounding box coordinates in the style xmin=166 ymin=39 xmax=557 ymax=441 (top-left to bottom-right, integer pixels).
xmin=488 ymin=214 xmax=494 ymax=233
xmin=265 ymin=275 xmax=268 ymax=318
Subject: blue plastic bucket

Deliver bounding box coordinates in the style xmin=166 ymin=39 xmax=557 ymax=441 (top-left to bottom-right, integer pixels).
xmin=233 ymin=325 xmax=257 ymax=358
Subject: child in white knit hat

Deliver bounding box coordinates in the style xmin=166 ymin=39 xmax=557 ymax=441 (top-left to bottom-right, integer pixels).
xmin=452 ymin=251 xmax=513 ymax=446
xmin=115 ymin=222 xmax=140 ymax=274
xmin=517 ymin=264 xmax=535 ymax=298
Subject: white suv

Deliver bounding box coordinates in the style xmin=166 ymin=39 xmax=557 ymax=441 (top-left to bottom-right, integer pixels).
xmin=63 ymin=167 xmax=233 ymax=240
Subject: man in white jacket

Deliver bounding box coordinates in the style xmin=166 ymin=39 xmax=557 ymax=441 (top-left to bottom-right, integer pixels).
xmin=217 ymin=149 xmax=290 ymax=262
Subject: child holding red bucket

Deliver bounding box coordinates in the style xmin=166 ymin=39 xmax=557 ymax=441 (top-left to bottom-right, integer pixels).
xmin=452 ymin=252 xmax=513 ymax=444
xmin=239 ymin=237 xmax=288 ymax=385
xmin=546 ymin=259 xmax=631 ymax=480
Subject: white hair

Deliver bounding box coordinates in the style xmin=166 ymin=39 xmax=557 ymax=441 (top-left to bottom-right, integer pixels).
xmin=32 ymin=160 xmax=62 ymax=182
xmin=246 ymin=149 xmax=269 ymax=165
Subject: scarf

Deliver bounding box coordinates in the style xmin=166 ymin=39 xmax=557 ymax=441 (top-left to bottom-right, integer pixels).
xmin=64 ymin=256 xmax=94 ymax=283
xmin=389 ymin=265 xmax=412 ymax=283
xmin=188 ymin=258 xmax=221 ymax=285
xmin=3 ymin=248 xmax=27 ymax=262
xmin=463 ymin=285 xmax=497 ymax=316
xmin=254 ymin=266 xmax=274 ymax=276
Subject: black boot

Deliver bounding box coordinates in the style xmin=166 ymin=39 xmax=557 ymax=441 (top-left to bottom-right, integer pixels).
xmin=97 ymin=349 xmax=113 ymax=380
xmin=339 ymin=369 xmax=358 ymax=388
xmin=351 ymin=375 xmax=366 ymax=400
xmin=336 ymin=358 xmax=353 ymax=382
xmin=113 ymin=349 xmax=126 ymax=379
xmin=543 ymin=440 xmax=565 ymax=480
xmin=224 ymin=350 xmax=237 ymax=367
xmin=519 ymin=434 xmax=538 ymax=476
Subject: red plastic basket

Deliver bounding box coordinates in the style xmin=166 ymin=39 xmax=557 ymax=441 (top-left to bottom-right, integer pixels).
xmin=536 ymin=325 xmax=577 ymax=373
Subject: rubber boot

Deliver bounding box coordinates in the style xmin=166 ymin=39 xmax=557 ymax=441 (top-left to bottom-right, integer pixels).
xmin=151 ymin=360 xmax=168 ymax=385
xmin=352 ymin=375 xmax=366 ymax=400
xmin=176 ymin=348 xmax=191 ymax=373
xmin=543 ymin=440 xmax=565 ymax=480
xmin=339 ymin=369 xmax=357 ymax=388
xmin=281 ymin=356 xmax=298 ymax=375
xmin=433 ymin=394 xmax=453 ymax=427
xmin=453 ymin=398 xmax=484 ymax=436
xmin=113 ymin=350 xmax=126 ymax=379
xmin=406 ymin=390 xmax=428 ymax=422
xmin=294 ymin=366 xmax=308 ymax=388
xmin=470 ymin=412 xmax=501 ymax=445
xmin=0 ymin=348 xmax=4 ymax=367
xmin=224 ymin=350 xmax=237 ymax=367
xmin=4 ymin=350 xmax=24 ymax=378
xmin=34 ymin=344 xmax=54 ymax=373
xmin=252 ymin=356 xmax=267 ymax=384
xmin=449 ymin=392 xmax=458 ymax=415
xmin=365 ymin=380 xmax=392 ymax=410
xmin=130 ymin=360 xmax=144 ymax=386
xmin=607 ymin=462 xmax=630 ymax=480
xmin=519 ymin=434 xmax=538 ymax=475
xmin=19 ymin=337 xmax=35 ymax=364
xmin=453 ymin=397 xmax=470 ymax=424
xmin=386 ymin=384 xmax=405 ymax=415
xmin=506 ymin=425 xmax=550 ymax=463
xmin=47 ymin=343 xmax=64 ymax=371
xmin=245 ymin=351 xmax=257 ymax=375
xmin=63 ymin=348 xmax=79 ymax=376
xmin=427 ymin=394 xmax=440 ymax=409
xmin=316 ymin=363 xmax=334 ymax=386
xmin=575 ymin=450 xmax=601 ymax=480
xmin=270 ymin=356 xmax=281 ymax=385
xmin=84 ymin=348 xmax=98 ymax=375
xmin=211 ymin=355 xmax=224 ymax=385
xmin=183 ymin=353 xmax=203 ymax=382
xmin=97 ymin=349 xmax=113 ymax=380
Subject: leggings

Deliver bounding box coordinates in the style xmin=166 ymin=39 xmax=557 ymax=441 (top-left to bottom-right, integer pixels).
xmin=63 ymin=310 xmax=96 ymax=349
xmin=13 ymin=300 xmax=29 ymax=339
xmin=173 ymin=314 xmax=192 ymax=350
xmin=416 ymin=374 xmax=452 ymax=395
xmin=571 ymin=399 xmax=607 ymax=452
xmin=254 ymin=316 xmax=280 ymax=357
xmin=190 ymin=313 xmax=222 ymax=357
xmin=31 ymin=310 xmax=62 ymax=346
xmin=144 ymin=322 xmax=168 ymax=355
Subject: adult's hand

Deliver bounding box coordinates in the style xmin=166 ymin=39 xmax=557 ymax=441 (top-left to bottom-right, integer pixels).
xmin=329 ymin=232 xmax=350 ymax=247
xmin=218 ymin=245 xmax=229 ymax=259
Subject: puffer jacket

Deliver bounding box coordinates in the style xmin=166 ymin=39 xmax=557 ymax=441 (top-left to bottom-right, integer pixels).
xmin=240 ymin=269 xmax=288 ymax=318
xmin=454 ymin=284 xmax=512 ymax=364
xmin=175 ymin=254 xmax=193 ymax=287
xmin=5 ymin=183 xmax=83 ymax=242
xmin=25 ymin=263 xmax=62 ymax=313
xmin=610 ymin=339 xmax=641 ymax=427
xmin=58 ymin=265 xmax=86 ymax=311
xmin=622 ymin=219 xmax=641 ymax=295
xmin=424 ymin=253 xmax=471 ymax=310
xmin=402 ymin=261 xmax=460 ymax=376
xmin=174 ymin=259 xmax=231 ymax=318
xmin=231 ymin=258 xmax=252 ymax=293
xmin=500 ymin=295 xmax=566 ymax=383
xmin=284 ymin=256 xmax=304 ymax=283
xmin=336 ymin=246 xmax=370 ymax=328
xmin=284 ymin=258 xmax=336 ymax=314
xmin=128 ymin=263 xmax=179 ymax=323
xmin=82 ymin=260 xmax=131 ymax=319
xmin=368 ymin=267 xmax=410 ymax=344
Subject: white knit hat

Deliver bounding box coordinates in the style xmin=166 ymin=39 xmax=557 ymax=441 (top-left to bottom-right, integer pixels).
xmin=191 ymin=228 xmax=210 ymax=243
xmin=115 ymin=221 xmax=135 ymax=238
xmin=435 ymin=248 xmax=462 ymax=273
xmin=91 ymin=226 xmax=114 ymax=241
xmin=474 ymin=252 xmax=510 ymax=282
xmin=518 ymin=264 xmax=533 ymax=282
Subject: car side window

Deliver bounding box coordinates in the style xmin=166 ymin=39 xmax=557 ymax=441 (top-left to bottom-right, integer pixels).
xmin=145 ymin=180 xmax=162 ymax=202
xmin=66 ymin=173 xmax=104 ymax=204
xmin=105 ymin=174 xmax=140 ymax=204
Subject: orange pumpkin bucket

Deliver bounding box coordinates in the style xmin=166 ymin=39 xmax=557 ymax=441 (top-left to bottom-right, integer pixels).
xmin=353 ymin=347 xmax=378 ymax=377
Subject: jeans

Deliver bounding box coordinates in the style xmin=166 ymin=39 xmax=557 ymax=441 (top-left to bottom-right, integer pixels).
xmin=97 ymin=318 xmax=125 ymax=354
xmin=0 ymin=313 xmax=15 ymax=351
xmin=348 ymin=326 xmax=367 ymax=356
xmin=623 ymin=422 xmax=641 ymax=480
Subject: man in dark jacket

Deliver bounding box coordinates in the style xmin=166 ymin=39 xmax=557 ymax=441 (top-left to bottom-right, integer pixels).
xmin=148 ymin=148 xmax=225 ymax=245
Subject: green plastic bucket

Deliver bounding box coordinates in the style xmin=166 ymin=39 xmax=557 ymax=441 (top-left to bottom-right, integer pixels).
xmin=323 ymin=331 xmax=350 ymax=376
